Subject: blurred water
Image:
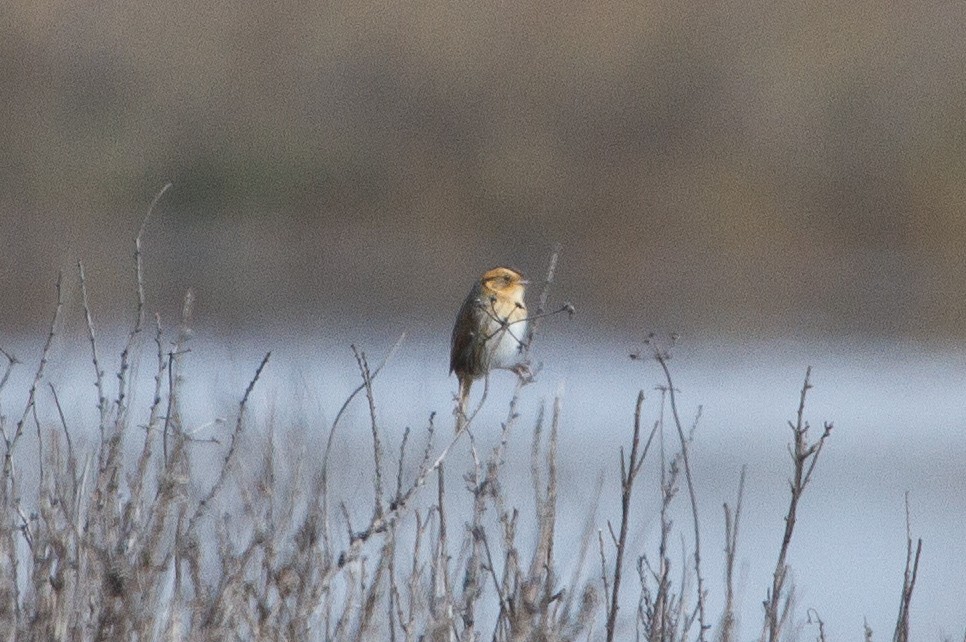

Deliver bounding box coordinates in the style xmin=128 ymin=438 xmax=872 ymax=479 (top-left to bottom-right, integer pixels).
xmin=1 ymin=330 xmax=964 ymax=639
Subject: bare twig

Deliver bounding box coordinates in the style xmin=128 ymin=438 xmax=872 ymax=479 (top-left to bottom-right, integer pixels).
xmin=187 ymin=352 xmax=271 ymax=532
xmin=322 ymin=332 xmax=406 ymax=541
xmin=807 ymin=608 xmax=827 ymax=642
xmin=720 ymin=465 xmax=747 ymax=642
xmin=353 ymin=347 xmax=385 ymax=518
xmin=598 ymin=530 xmax=611 ymax=612
xmin=48 ymin=383 xmax=76 ymax=493
xmin=320 ymin=418 xmax=468 ymax=592
xmin=655 ymin=350 xmax=708 ymax=641
xmin=523 ymin=244 xmax=560 ymax=350
xmin=6 ymin=272 xmax=65 ymax=471
xmin=0 ymin=346 xmax=17 ymax=396
xmin=893 ymin=493 xmax=922 ymax=642
xmin=606 ymin=390 xmax=657 ymax=642
xmin=762 ymin=367 xmax=833 ymax=642
xmin=430 ymin=463 xmax=452 ymax=633
xmin=78 ymin=261 xmax=108 ymax=433
xmin=323 ymin=334 xmax=406 ymax=474
xmin=162 ymin=290 xmax=194 ymax=464
xmin=116 ymin=182 xmax=171 ymax=416
xmin=0 ymin=272 xmax=64 ymax=635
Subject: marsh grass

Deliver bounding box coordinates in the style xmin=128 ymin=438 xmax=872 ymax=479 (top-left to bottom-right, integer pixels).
xmin=0 ymin=200 xmax=931 ymax=641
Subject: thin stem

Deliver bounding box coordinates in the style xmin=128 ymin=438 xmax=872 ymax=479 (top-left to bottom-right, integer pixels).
xmin=655 ymin=351 xmax=708 ymax=641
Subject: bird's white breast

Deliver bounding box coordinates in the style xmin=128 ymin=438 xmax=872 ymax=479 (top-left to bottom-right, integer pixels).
xmin=484 ymin=309 xmax=527 ymax=369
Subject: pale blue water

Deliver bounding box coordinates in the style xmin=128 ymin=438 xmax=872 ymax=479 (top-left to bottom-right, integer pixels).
xmin=2 ymin=330 xmax=964 ymax=639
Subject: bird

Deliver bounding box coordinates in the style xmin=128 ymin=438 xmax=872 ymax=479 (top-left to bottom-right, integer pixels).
xmin=450 ymin=266 xmax=529 ymax=426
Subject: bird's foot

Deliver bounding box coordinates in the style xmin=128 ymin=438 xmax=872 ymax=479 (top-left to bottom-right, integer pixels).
xmin=511 ymin=362 xmax=536 ymax=384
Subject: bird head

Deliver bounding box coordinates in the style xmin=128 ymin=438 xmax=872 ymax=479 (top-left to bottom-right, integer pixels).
xmin=480 ymin=267 xmax=527 ymax=297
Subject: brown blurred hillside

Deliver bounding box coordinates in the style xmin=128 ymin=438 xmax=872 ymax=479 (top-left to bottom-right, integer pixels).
xmin=2 ymin=1 xmax=965 ymax=339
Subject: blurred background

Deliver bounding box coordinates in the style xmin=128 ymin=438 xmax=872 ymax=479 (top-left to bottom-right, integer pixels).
xmin=4 ymin=1 xmax=966 ymax=638
xmin=3 ymin=0 xmax=966 ymax=340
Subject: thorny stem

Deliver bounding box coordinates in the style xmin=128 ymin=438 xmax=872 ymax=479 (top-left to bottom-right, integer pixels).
xmin=4 ymin=272 xmax=65 ymax=484
xmin=78 ymin=261 xmax=108 ymax=433
xmin=116 ymin=182 xmax=171 ymax=416
xmin=353 ymin=347 xmax=385 ymax=517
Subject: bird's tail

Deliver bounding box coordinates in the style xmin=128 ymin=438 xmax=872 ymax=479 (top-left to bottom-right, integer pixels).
xmin=455 ymin=376 xmax=471 ymax=433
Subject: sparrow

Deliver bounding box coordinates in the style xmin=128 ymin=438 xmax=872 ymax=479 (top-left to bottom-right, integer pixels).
xmin=450 ymin=267 xmax=529 ymax=423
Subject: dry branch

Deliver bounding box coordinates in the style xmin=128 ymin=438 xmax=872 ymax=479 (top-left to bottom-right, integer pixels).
xmin=762 ymin=367 xmax=833 ymax=642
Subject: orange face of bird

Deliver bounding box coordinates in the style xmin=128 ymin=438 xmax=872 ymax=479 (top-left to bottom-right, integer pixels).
xmin=480 ymin=267 xmax=527 ymax=299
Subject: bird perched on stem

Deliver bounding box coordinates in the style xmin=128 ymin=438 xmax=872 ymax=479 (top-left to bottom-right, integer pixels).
xmin=450 ymin=267 xmax=529 ymax=427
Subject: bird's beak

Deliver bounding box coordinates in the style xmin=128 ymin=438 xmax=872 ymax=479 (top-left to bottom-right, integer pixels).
xmin=520 ymin=279 xmax=530 ymax=285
